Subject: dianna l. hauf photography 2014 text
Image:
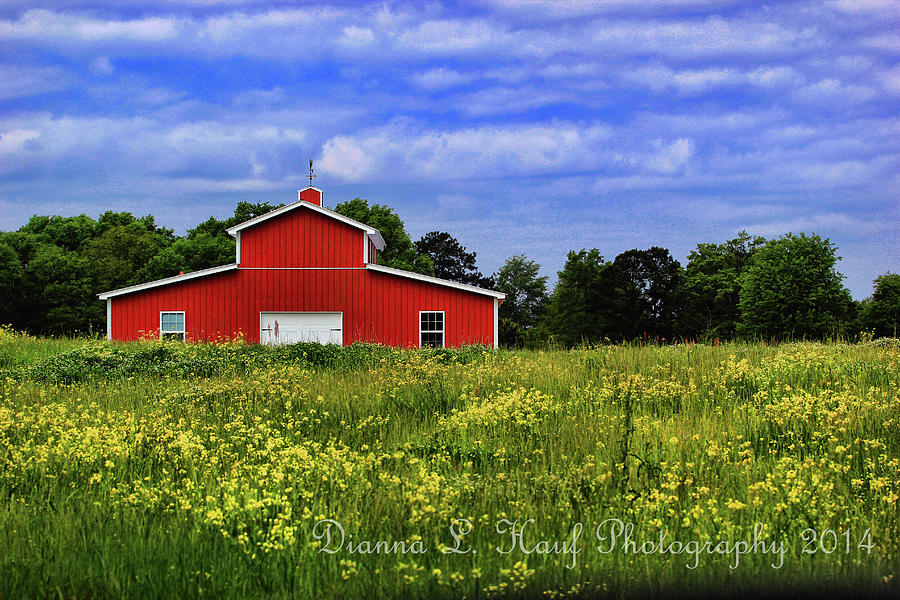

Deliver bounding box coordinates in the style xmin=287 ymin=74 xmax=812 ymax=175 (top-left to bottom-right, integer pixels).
xmin=312 ymin=518 xmax=873 ymax=570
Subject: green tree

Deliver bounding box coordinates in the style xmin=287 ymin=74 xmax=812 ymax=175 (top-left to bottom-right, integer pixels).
xmin=22 ymin=244 xmax=94 ymax=335
xmin=415 ymin=231 xmax=493 ymax=287
xmin=83 ymin=226 xmax=170 ymax=291
xmin=611 ymin=247 xmax=686 ymax=342
xmin=136 ymin=202 xmax=281 ymax=281
xmin=0 ymin=241 xmax=24 ymax=323
xmin=96 ymin=211 xmax=175 ymax=241
xmin=546 ymin=249 xmax=610 ymax=346
xmin=333 ymin=198 xmax=433 ymax=275
xmin=227 ymin=201 xmax=283 ymax=228
xmin=858 ymin=273 xmax=900 ymax=338
xmin=684 ymin=232 xmax=765 ymax=340
xmin=20 ymin=214 xmax=98 ymax=252
xmin=495 ymin=254 xmax=548 ymax=339
xmin=737 ymin=233 xmax=852 ymax=340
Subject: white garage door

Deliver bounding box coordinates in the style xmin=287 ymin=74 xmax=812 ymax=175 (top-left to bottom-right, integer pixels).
xmin=259 ymin=312 xmax=343 ymax=346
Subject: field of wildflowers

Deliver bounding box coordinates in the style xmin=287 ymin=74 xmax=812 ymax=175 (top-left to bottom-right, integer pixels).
xmin=0 ymin=325 xmax=897 ymax=598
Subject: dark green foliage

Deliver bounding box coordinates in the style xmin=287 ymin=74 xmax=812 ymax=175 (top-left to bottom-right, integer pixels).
xmin=83 ymin=226 xmax=170 ymax=291
xmin=494 ymin=254 xmax=548 ymax=346
xmin=0 ymin=195 xmax=871 ymax=346
xmin=414 ymin=231 xmax=493 ymax=287
xmin=0 ymin=203 xmax=282 ymax=336
xmin=546 ymin=249 xmax=612 ymax=346
xmin=333 ymin=198 xmax=434 ymax=275
xmin=136 ymin=233 xmax=234 ymax=282
xmin=22 ymin=244 xmax=95 ymax=334
xmin=0 ymin=242 xmax=23 ymax=320
xmin=15 ymin=340 xmax=492 ymax=384
xmin=498 ymin=317 xmax=524 ymax=349
xmin=611 ymin=247 xmax=686 ymax=341
xmin=737 ymin=233 xmax=853 ymax=340
xmin=19 ymin=214 xmax=99 ymax=252
xmin=545 ymin=247 xmax=686 ymax=345
xmin=857 ymin=273 xmax=900 ymax=338
xmin=684 ymin=232 xmax=766 ymax=340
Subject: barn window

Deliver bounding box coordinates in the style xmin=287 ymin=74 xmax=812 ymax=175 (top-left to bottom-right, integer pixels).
xmin=160 ymin=311 xmax=185 ymax=341
xmin=419 ymin=311 xmax=444 ymax=348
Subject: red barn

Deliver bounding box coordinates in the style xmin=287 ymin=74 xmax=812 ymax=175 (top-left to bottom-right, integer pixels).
xmin=98 ymin=187 xmax=504 ymax=348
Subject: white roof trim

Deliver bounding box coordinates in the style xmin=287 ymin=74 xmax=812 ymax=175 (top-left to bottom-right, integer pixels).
xmin=98 ymin=264 xmax=238 ymax=300
xmin=225 ymin=200 xmax=386 ymax=250
xmin=366 ymin=264 xmax=506 ymax=299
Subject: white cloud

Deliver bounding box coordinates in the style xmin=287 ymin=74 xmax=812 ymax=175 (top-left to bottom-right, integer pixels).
xmin=411 ymin=68 xmax=473 ymax=90
xmin=0 ymin=64 xmax=72 ymax=99
xmin=861 ymin=33 xmax=900 ymax=52
xmin=586 ymin=17 xmax=815 ymax=58
xmin=0 ymin=112 xmax=312 ymax=184
xmin=339 ymin=26 xmax=375 ymax=47
xmin=0 ymin=9 xmax=179 ymax=42
xmin=201 ymin=8 xmax=316 ymax=40
xmin=90 ymin=56 xmax=114 ymax=76
xmin=318 ymin=135 xmax=383 ymax=181
xmin=747 ymin=212 xmax=887 ymax=238
xmin=450 ymin=86 xmax=577 ymax=116
xmin=881 ymin=64 xmax=900 ymax=94
xmin=397 ymin=19 xmax=508 ymax=53
xmin=0 ymin=129 xmax=41 ymax=154
xmin=627 ymin=63 xmax=799 ymax=94
xmin=747 ymin=66 xmax=798 ymax=86
xmin=480 ymin=0 xmax=737 ymax=20
xmin=828 ymin=0 xmax=900 ymax=14
xmin=319 ymin=122 xmax=612 ymax=181
xmin=645 ymin=138 xmax=693 ymax=174
xmin=792 ymin=78 xmax=877 ymax=104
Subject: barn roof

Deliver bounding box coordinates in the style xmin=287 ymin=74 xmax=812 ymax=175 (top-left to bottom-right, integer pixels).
xmin=98 ymin=194 xmax=504 ymax=302
xmin=98 ymin=263 xmax=238 ymax=300
xmin=225 ymin=199 xmax=386 ymax=250
xmin=98 ymin=261 xmax=505 ymax=301
xmin=367 ymin=264 xmax=505 ymax=300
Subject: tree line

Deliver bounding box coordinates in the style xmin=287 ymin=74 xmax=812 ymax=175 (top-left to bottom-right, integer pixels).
xmin=0 ymin=199 xmax=896 ymax=343
xmin=499 ymin=234 xmax=897 ymax=347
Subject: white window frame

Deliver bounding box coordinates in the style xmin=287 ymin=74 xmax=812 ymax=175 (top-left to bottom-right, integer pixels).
xmin=419 ymin=310 xmax=445 ymax=348
xmin=160 ymin=311 xmax=186 ymax=341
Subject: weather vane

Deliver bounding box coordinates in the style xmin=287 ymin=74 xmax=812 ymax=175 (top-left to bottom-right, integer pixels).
xmin=307 ymin=159 xmax=317 ymax=187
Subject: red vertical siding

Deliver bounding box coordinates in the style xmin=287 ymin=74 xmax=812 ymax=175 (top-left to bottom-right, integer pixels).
xmin=110 ymin=266 xmax=495 ymax=347
xmin=239 ymin=208 xmax=364 ymax=268
xmin=108 ymin=200 xmax=496 ymax=347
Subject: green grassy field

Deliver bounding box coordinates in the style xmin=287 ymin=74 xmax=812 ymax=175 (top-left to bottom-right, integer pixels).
xmin=1 ymin=326 xmax=898 ymax=599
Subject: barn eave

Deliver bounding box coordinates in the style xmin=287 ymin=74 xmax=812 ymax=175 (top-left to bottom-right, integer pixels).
xmin=225 ymin=200 xmax=386 ymax=250
xmin=97 ymin=264 xmax=239 ymax=300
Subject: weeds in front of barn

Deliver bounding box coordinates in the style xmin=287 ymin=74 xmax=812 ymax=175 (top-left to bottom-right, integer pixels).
xmin=0 ymin=329 xmax=898 ymax=598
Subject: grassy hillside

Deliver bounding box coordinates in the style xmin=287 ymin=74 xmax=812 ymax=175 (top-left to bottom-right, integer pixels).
xmin=1 ymin=329 xmax=898 ymax=598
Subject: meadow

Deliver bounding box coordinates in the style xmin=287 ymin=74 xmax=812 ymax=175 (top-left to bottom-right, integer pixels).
xmin=0 ymin=325 xmax=898 ymax=599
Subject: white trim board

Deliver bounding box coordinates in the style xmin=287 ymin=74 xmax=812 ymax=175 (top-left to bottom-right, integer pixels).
xmin=98 ymin=263 xmax=507 ymax=301
xmin=366 ymin=264 xmax=506 ymax=299
xmin=98 ymin=264 xmax=238 ymax=300
xmin=225 ymin=199 xmax=386 ymax=250
xmin=493 ymin=298 xmax=499 ymax=349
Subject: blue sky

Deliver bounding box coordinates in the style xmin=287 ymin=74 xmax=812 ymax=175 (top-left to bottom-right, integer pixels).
xmin=1 ymin=0 xmax=897 ymax=299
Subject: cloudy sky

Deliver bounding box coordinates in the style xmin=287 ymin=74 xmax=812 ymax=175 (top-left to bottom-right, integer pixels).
xmin=1 ymin=0 xmax=897 ymax=299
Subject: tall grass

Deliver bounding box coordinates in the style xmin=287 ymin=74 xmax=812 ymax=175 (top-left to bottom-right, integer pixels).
xmin=0 ymin=333 xmax=897 ymax=598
